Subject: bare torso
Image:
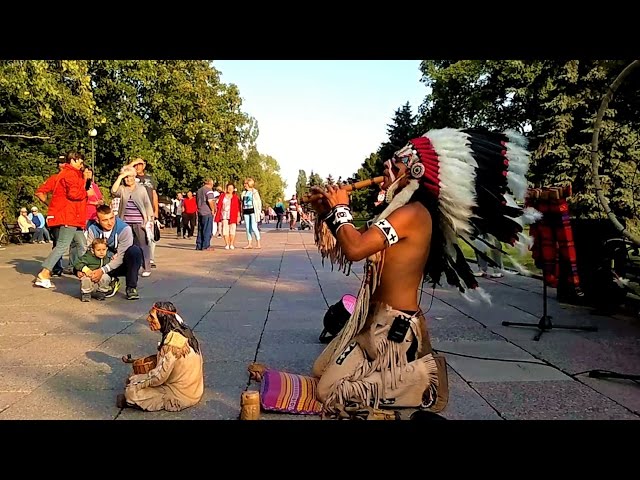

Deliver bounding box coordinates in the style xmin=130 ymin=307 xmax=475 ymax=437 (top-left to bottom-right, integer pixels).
xmin=371 ymin=201 xmax=432 ymax=312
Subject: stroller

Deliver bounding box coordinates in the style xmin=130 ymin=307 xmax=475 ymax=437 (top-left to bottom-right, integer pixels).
xmin=298 ymin=211 xmax=312 ymax=230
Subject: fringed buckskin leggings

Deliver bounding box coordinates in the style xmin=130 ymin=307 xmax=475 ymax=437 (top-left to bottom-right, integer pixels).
xmin=313 ymin=303 xmax=440 ymax=414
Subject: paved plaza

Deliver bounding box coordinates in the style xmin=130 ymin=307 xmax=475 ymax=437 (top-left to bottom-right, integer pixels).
xmin=0 ymin=224 xmax=638 ymax=420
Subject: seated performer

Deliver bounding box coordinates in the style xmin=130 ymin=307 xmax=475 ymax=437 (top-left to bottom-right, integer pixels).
xmin=117 ymin=301 xmax=204 ymax=412
xmin=305 ymin=127 xmax=539 ymax=418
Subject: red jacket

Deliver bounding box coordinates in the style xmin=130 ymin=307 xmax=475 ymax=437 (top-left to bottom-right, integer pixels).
xmin=214 ymin=193 xmax=241 ymax=223
xmin=36 ymin=164 xmax=88 ymax=228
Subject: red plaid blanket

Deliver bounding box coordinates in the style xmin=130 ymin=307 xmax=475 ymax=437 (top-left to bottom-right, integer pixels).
xmin=527 ymin=196 xmax=581 ymax=291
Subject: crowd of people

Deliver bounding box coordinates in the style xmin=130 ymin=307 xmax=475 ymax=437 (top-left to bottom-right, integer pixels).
xmin=30 ymin=153 xmax=158 ymax=301
xmin=23 ymin=153 xmax=314 ymax=304
xmin=164 ymin=180 xmax=313 ymax=250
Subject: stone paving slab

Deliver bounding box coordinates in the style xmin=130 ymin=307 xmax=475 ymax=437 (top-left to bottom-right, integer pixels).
xmin=0 ymin=365 xmax=61 ymax=392
xmin=256 ymin=342 xmax=326 ymax=377
xmin=0 ymin=335 xmax=40 ymax=350
xmin=260 ymin=328 xmax=322 ymax=346
xmin=434 ymin=340 xmax=570 ymax=382
xmin=204 ymin=360 xmax=252 ymax=388
xmin=0 ymin=319 xmax=63 ymax=336
xmin=88 ymin=332 xmax=157 ymax=361
xmin=194 ymin=331 xmax=260 ymax=364
xmin=44 ymin=361 xmax=130 ymax=392
xmin=269 ymin=295 xmax=328 ymax=312
xmin=48 ymin=317 xmax=135 ymax=336
xmin=428 ymin=314 xmax=505 ymax=343
xmin=261 ymin=309 xmax=324 ymax=331
xmin=212 ymin=293 xmax=273 ymax=311
xmin=579 ymin=375 xmax=640 ymax=415
xmin=472 ymin=381 xmax=639 ymax=420
xmin=0 ymin=387 xmax=119 ymax=420
xmin=0 ymin=392 xmax=29 ymax=414
xmin=439 ymin=369 xmax=502 ymax=420
xmin=0 ymin=333 xmax=111 ymax=367
xmin=511 ymin=335 xmax=640 ymax=375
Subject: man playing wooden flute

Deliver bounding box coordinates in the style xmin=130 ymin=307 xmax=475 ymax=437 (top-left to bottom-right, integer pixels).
xmin=305 ymin=127 xmax=540 ymax=419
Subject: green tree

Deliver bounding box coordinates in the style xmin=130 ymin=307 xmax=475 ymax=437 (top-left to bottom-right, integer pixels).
xmin=348 ymin=152 xmax=382 ymax=216
xmin=0 ymin=60 xmax=96 ymax=226
xmin=242 ymin=147 xmax=286 ymax=207
xmin=0 ymin=59 xmax=290 ymax=235
xmin=345 ymin=103 xmax=418 ymax=218
xmin=416 ymin=59 xmax=640 ymax=234
xmin=307 ymin=170 xmax=323 ymax=188
xmin=295 ymin=169 xmax=308 ymax=200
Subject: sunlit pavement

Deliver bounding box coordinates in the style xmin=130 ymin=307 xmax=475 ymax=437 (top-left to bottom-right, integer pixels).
xmin=0 ymin=223 xmax=638 ymax=420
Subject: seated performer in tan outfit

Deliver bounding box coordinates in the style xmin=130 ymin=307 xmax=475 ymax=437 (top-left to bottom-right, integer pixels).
xmin=305 ymin=127 xmax=538 ymax=419
xmin=117 ymin=301 xmax=204 ymax=411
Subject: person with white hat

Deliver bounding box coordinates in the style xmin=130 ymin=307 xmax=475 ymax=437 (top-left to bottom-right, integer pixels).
xmin=28 ymin=206 xmax=51 ymax=243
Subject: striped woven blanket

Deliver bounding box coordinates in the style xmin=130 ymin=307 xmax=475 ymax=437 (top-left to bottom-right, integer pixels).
xmin=259 ymin=369 xmax=323 ymax=415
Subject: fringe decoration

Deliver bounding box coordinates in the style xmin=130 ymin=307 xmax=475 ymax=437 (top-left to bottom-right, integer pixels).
xmin=313 ymin=218 xmax=352 ymax=275
xmin=323 ymin=342 xmax=440 ymax=415
xmin=160 ymin=343 xmax=191 ymax=359
xmin=324 ymin=258 xmax=380 ymax=368
xmin=420 ymin=354 xmax=441 ymax=409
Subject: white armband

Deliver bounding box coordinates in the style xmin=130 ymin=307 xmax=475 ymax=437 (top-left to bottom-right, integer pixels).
xmin=325 ymin=205 xmax=354 ymax=236
xmin=373 ymin=219 xmax=399 ymax=245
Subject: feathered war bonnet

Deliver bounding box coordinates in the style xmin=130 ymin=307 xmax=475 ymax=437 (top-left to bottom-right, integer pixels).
xmin=384 ymin=127 xmax=542 ymax=302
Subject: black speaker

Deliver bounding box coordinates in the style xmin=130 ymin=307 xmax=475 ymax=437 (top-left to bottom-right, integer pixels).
xmin=319 ymin=294 xmax=357 ymax=343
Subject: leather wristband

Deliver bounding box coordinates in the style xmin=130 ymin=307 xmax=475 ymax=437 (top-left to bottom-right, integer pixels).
xmin=324 ymin=205 xmax=354 ymax=236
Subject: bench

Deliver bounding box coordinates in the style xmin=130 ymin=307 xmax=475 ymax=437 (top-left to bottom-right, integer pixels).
xmin=2 ymin=220 xmax=31 ymax=244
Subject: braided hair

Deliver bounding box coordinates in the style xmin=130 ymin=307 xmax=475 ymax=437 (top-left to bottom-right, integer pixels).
xmin=153 ymin=301 xmax=201 ymax=354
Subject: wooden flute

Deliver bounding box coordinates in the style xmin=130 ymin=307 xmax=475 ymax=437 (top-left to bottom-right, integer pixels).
xmin=300 ymin=176 xmax=385 ymax=203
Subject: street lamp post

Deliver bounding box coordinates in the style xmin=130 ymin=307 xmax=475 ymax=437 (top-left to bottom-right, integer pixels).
xmin=88 ymin=128 xmax=97 ymax=176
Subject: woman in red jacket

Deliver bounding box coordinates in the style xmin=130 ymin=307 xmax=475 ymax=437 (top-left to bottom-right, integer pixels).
xmin=214 ymin=183 xmax=241 ymax=250
xmin=34 ymin=151 xmax=90 ymax=289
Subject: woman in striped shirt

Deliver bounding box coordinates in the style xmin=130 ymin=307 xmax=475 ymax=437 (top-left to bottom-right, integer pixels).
xmin=111 ymin=165 xmax=155 ymax=277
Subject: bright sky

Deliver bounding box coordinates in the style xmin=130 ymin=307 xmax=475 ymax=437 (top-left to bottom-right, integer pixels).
xmin=212 ymin=60 xmax=428 ymax=197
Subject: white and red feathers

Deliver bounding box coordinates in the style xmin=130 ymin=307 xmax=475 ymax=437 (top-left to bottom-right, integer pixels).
xmin=388 ymin=127 xmax=540 ymax=301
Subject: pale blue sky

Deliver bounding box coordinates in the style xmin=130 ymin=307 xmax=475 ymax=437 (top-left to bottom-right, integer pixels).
xmin=212 ymin=60 xmax=428 ymax=197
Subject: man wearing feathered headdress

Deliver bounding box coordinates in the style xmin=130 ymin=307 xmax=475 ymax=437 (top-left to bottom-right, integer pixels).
xmin=307 ymin=127 xmax=540 ymax=419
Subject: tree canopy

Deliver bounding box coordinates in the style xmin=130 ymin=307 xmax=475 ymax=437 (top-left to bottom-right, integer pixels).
xmin=0 ymin=60 xmax=286 ymax=229
xmin=344 ymin=60 xmax=640 ymax=238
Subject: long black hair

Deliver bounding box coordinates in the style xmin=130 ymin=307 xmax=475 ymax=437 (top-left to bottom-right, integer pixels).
xmin=153 ymin=301 xmax=201 ymax=354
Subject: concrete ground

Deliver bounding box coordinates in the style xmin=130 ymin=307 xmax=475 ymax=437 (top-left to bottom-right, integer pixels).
xmin=0 ymin=223 xmax=638 ymax=420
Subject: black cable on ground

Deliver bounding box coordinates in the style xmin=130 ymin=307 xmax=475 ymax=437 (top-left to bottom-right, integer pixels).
xmin=433 ymin=349 xmax=547 ymax=365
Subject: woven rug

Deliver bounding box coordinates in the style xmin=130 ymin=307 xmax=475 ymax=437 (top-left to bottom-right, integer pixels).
xmin=259 ymin=369 xmax=323 ymax=415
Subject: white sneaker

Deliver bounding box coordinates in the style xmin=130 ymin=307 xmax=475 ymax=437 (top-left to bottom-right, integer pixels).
xmin=490 ymin=272 xmax=504 ymax=278
xmin=473 ymin=271 xmax=487 ymax=277
xmin=141 ymin=271 xmax=151 ymax=277
xmin=230 ymin=245 xmax=235 ymax=250
xmin=34 ymin=277 xmax=54 ymax=289
xmin=225 ymin=245 xmax=230 ymax=250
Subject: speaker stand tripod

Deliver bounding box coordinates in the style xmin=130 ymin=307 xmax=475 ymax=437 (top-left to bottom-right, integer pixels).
xmin=502 ymin=276 xmax=598 ymax=341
